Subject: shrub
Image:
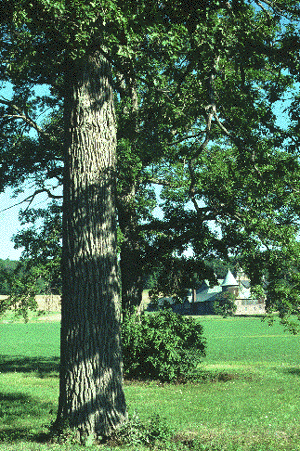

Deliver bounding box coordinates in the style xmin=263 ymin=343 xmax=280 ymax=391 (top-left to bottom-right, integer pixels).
xmin=214 ymin=292 xmax=237 ymax=317
xmin=122 ymin=309 xmax=206 ymax=382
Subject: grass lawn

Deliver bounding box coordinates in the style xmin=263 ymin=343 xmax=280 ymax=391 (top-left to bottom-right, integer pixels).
xmin=0 ymin=314 xmax=300 ymax=450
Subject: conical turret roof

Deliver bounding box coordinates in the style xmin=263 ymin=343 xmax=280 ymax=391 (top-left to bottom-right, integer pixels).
xmin=221 ymin=270 xmax=239 ymax=287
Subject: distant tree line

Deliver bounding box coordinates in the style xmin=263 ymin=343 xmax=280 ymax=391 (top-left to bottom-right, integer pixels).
xmin=0 ymin=259 xmax=18 ymax=295
xmin=1 ymin=255 xmax=237 ymax=299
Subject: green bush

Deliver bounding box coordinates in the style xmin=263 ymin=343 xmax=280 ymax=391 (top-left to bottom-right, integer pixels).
xmin=122 ymin=309 xmax=206 ymax=382
xmin=214 ymin=292 xmax=237 ymax=317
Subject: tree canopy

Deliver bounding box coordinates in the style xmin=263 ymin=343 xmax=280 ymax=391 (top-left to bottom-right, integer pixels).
xmin=1 ymin=1 xmax=300 ymax=306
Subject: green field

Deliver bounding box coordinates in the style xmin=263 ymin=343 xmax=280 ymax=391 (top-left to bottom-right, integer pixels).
xmin=0 ymin=315 xmax=300 ymax=450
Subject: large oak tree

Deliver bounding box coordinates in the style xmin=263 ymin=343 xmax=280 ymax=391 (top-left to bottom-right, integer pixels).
xmin=0 ymin=0 xmax=155 ymax=438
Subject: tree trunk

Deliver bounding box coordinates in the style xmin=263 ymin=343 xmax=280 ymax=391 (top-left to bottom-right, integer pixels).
xmin=56 ymin=50 xmax=127 ymax=439
xmin=117 ymin=78 xmax=144 ymax=313
xmin=120 ymin=241 xmax=144 ymax=313
xmin=118 ymin=199 xmax=144 ymax=313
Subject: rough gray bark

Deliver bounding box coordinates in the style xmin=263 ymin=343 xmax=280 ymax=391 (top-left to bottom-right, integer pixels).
xmin=56 ymin=50 xmax=127 ymax=439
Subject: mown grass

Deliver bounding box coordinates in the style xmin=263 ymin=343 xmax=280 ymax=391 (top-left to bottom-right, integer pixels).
xmin=0 ymin=314 xmax=300 ymax=450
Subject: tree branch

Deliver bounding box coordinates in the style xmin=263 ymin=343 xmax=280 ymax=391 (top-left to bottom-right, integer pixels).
xmin=0 ymin=188 xmax=62 ymax=214
xmin=254 ymin=0 xmax=300 ymax=17
xmin=0 ymin=97 xmax=52 ymax=138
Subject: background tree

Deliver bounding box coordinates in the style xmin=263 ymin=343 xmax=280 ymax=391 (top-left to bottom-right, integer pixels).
xmin=0 ymin=260 xmax=18 ymax=295
xmin=143 ymin=2 xmax=300 ymax=314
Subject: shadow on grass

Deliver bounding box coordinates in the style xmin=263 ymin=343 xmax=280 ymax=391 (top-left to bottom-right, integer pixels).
xmin=0 ymin=355 xmax=59 ymax=377
xmin=282 ymin=367 xmax=300 ymax=377
xmin=0 ymin=426 xmax=36 ymax=443
xmin=0 ymin=393 xmax=56 ymax=443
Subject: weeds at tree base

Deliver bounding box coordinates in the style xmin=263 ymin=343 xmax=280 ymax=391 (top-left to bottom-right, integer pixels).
xmin=107 ymin=413 xmax=173 ymax=447
xmin=45 ymin=413 xmax=175 ymax=449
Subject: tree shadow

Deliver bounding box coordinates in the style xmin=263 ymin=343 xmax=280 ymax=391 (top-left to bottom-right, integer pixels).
xmin=281 ymin=367 xmax=300 ymax=377
xmin=0 ymin=355 xmax=59 ymax=377
xmin=0 ymin=392 xmax=56 ymax=443
xmin=0 ymin=426 xmax=36 ymax=443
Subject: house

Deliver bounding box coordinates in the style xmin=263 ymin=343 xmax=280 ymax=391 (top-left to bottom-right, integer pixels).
xmin=169 ymin=269 xmax=266 ymax=316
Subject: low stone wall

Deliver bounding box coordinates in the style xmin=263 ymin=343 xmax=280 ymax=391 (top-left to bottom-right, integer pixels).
xmin=35 ymin=295 xmax=61 ymax=312
xmin=0 ymin=295 xmax=9 ymax=301
xmin=235 ymin=299 xmax=266 ymax=315
xmin=0 ymin=294 xmax=61 ymax=312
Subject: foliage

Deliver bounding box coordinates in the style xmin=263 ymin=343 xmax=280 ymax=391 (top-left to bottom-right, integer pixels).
xmin=0 ymin=259 xmax=18 ymax=295
xmin=0 ymin=251 xmax=61 ymax=320
xmin=0 ymin=294 xmax=10 ymax=316
xmin=144 ymin=258 xmax=236 ymax=293
xmin=204 ymin=259 xmax=237 ymax=280
xmin=0 ymin=260 xmax=42 ymax=319
xmin=14 ymin=201 xmax=62 ymax=296
xmin=122 ymin=309 xmax=206 ymax=382
xmin=214 ymin=292 xmax=237 ymax=317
